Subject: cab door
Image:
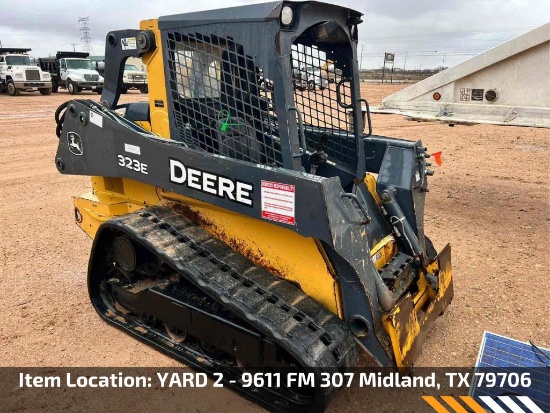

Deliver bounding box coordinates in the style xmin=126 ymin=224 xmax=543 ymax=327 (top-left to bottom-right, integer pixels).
xmin=59 ymin=59 xmax=68 ymax=81
xmin=0 ymin=56 xmax=6 ymax=78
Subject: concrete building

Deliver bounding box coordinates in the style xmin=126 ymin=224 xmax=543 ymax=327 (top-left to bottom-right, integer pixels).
xmin=373 ymin=23 xmax=550 ymax=128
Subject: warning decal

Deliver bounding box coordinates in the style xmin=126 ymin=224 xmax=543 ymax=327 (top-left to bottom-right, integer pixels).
xmin=261 ymin=180 xmax=295 ymax=225
xmin=121 ymin=37 xmax=137 ymax=50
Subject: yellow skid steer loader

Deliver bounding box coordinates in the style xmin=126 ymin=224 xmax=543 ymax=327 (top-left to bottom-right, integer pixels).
xmin=54 ymin=2 xmax=453 ymax=411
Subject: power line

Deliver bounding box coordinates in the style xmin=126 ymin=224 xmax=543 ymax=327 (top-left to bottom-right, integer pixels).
xmin=78 ymin=17 xmax=92 ymax=53
xmin=359 ymin=52 xmax=481 ymax=57
xmin=361 ymin=26 xmax=536 ymax=41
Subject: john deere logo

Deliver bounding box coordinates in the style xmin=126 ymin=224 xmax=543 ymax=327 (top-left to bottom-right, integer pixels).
xmin=67 ymin=132 xmax=83 ymax=156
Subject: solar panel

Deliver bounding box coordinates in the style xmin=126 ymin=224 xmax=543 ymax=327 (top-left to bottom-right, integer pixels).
xmin=470 ymin=331 xmax=550 ymax=412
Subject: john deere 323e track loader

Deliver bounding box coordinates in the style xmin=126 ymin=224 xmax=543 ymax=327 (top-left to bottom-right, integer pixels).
xmin=54 ymin=2 xmax=453 ymax=411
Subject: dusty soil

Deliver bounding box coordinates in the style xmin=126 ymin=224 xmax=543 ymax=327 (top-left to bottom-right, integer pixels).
xmin=0 ymin=85 xmax=548 ymax=411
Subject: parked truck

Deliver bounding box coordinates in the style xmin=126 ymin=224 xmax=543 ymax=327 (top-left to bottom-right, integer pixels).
xmin=38 ymin=52 xmax=103 ymax=94
xmin=0 ymin=48 xmax=52 ymax=96
xmin=292 ymin=65 xmax=328 ymax=91
xmin=122 ymin=63 xmax=148 ymax=93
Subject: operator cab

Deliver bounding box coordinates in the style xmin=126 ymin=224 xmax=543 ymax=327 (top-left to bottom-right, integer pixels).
xmin=104 ymin=2 xmax=365 ymax=189
xmin=149 ymin=2 xmax=366 ymax=190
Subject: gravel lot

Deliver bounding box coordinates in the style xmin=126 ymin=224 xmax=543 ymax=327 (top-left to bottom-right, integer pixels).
xmin=0 ymin=85 xmax=548 ymax=411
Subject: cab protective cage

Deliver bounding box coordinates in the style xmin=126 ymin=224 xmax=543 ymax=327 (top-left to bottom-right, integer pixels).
xmin=101 ymin=1 xmax=372 ymax=180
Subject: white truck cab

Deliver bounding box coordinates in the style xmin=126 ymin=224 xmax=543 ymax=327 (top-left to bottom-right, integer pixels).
xmin=59 ymin=54 xmax=104 ymax=94
xmin=292 ymin=65 xmax=328 ymax=91
xmin=39 ymin=52 xmax=104 ymax=94
xmin=0 ymin=48 xmax=52 ymax=96
xmin=122 ymin=63 xmax=148 ymax=94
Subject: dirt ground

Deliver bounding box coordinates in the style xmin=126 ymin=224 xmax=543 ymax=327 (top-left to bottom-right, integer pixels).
xmin=0 ymin=85 xmax=548 ymax=411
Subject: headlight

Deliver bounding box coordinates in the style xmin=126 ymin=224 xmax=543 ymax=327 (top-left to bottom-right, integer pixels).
xmin=99 ymin=76 xmax=104 ymax=82
xmin=42 ymin=73 xmax=50 ymax=79
xmin=14 ymin=73 xmax=23 ymax=79
xmin=281 ymin=5 xmax=293 ymax=26
xmin=71 ymin=75 xmax=83 ymax=81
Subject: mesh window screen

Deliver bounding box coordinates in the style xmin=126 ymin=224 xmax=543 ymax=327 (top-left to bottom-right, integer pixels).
xmin=292 ymin=43 xmax=358 ymax=167
xmin=166 ymin=32 xmax=281 ymax=166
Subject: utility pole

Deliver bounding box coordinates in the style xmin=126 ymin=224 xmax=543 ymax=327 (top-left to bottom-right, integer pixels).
xmin=0 ymin=39 xmax=3 ymax=48
xmin=78 ymin=17 xmax=92 ymax=53
xmin=71 ymin=43 xmax=77 ymax=52
xmin=403 ymin=52 xmax=407 ymax=70
xmin=360 ymin=44 xmax=364 ymax=70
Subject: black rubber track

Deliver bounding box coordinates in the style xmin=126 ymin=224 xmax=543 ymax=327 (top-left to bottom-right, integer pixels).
xmin=88 ymin=206 xmax=359 ymax=413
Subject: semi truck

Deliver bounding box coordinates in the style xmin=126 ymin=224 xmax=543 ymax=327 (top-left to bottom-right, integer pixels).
xmin=39 ymin=52 xmax=103 ymax=94
xmin=0 ymin=48 xmax=52 ymax=96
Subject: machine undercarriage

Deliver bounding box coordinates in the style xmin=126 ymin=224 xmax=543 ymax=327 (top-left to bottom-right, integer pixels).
xmin=91 ymin=206 xmax=357 ymax=412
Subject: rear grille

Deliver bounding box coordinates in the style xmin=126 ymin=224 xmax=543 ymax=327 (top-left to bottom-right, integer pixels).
xmin=25 ymin=70 xmax=40 ymax=81
xmin=84 ymin=74 xmax=99 ymax=81
xmin=130 ymin=75 xmax=146 ymax=83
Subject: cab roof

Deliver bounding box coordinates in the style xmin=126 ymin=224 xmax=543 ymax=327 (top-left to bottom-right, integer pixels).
xmin=158 ymin=1 xmax=362 ymax=29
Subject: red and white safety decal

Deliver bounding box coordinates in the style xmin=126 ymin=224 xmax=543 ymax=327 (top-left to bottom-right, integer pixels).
xmin=261 ymin=180 xmax=295 ymax=225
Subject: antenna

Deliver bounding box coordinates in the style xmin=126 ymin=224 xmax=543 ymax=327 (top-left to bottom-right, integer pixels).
xmin=78 ymin=17 xmax=93 ymax=53
xmin=71 ymin=43 xmax=78 ymax=52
